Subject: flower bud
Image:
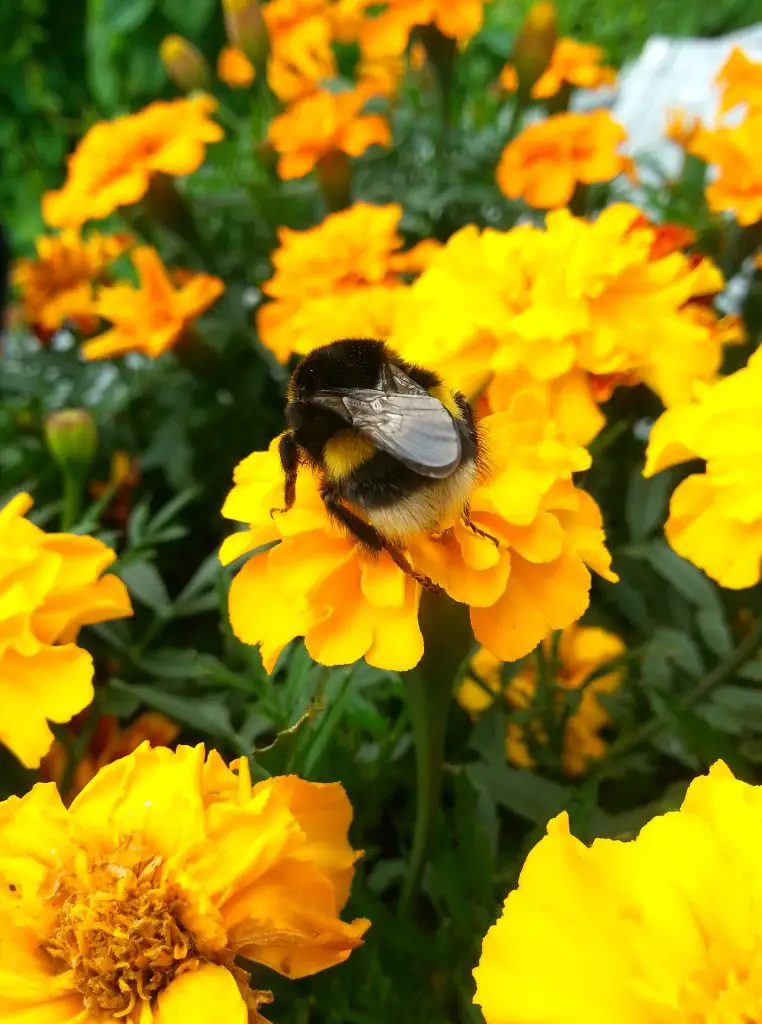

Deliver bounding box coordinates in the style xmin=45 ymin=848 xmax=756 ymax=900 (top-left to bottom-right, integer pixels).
xmin=160 ymin=35 xmax=210 ymax=93
xmin=222 ymin=0 xmax=268 ymax=68
xmin=513 ymin=2 xmax=558 ymax=97
xmin=44 ymin=409 xmax=97 ymax=481
xmin=217 ymin=44 xmax=256 ymax=88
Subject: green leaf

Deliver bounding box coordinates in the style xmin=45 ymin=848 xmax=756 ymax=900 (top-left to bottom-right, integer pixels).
xmin=109 ymin=680 xmax=236 ymax=740
xmin=650 ymin=690 xmax=754 ymax=776
xmin=696 ymin=607 xmax=733 ymax=657
xmin=135 ymin=648 xmax=204 ymax=680
xmin=625 ymin=465 xmax=673 ymax=541
xmin=159 ymin=0 xmax=216 ymax=35
xmin=100 ymin=0 xmax=154 ymax=34
xmin=643 ymin=540 xmax=722 ymax=612
xmin=466 ymin=762 xmax=569 ymax=826
xmin=119 ymin=562 xmax=171 ymax=614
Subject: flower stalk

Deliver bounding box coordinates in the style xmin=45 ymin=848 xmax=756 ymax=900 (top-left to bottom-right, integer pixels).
xmin=399 ymin=590 xmax=474 ymax=912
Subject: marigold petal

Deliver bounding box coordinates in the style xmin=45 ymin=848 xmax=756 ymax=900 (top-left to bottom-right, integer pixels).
xmin=155 ymin=965 xmax=247 ymax=1024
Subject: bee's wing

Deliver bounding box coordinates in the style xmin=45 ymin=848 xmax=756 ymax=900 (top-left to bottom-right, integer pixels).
xmin=312 ymin=389 xmax=462 ymax=478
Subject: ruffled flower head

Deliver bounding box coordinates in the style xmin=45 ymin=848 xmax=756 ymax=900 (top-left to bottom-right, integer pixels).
xmin=12 ymin=230 xmax=131 ymax=337
xmin=0 ymin=492 xmax=133 ymax=767
xmin=474 ymin=761 xmax=762 ymax=1024
xmin=268 ymin=87 xmax=390 ymax=179
xmin=496 ymin=110 xmax=629 ymax=209
xmin=388 ymin=204 xmax=733 ymax=445
xmin=0 ymin=743 xmax=368 ymax=1022
xmin=43 ymin=95 xmax=223 ymax=228
xmin=82 ymin=245 xmax=224 ymax=361
xmin=361 ymin=0 xmax=491 ymax=60
xmin=220 ymin=389 xmax=616 ymax=673
xmin=256 ymin=202 xmax=438 ymax=362
xmin=501 ymin=37 xmax=616 ymax=99
xmin=644 ymin=348 xmax=762 ymax=589
xmin=716 ymin=46 xmax=762 ymax=115
xmin=690 ymin=116 xmax=762 ymax=226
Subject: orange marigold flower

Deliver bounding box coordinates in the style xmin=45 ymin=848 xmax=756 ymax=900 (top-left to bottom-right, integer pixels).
xmin=499 ymin=63 xmax=519 ymax=92
xmin=257 ymin=202 xmax=438 ymax=361
xmin=496 ymin=109 xmax=628 ymax=209
xmin=11 ymin=230 xmax=130 ymax=334
xmin=0 ymin=743 xmax=369 ymax=1022
xmin=42 ymin=95 xmax=223 ymax=229
xmin=82 ymin=246 xmax=224 ymax=361
xmin=644 ymin=348 xmax=762 ymax=589
xmin=716 ymin=46 xmax=762 ymax=116
xmin=388 ymin=204 xmax=731 ymax=446
xmin=689 ymin=115 xmax=762 ymax=226
xmin=40 ymin=711 xmax=180 ymax=802
xmin=0 ymin=492 xmax=133 ymax=768
xmin=361 ymin=0 xmax=491 ymax=59
xmin=531 ymin=38 xmax=616 ymax=99
xmin=268 ymin=87 xmax=390 ymax=179
xmin=218 ymin=44 xmax=256 ymax=87
xmin=220 ymin=392 xmax=616 ymax=672
xmin=458 ymin=625 xmax=624 ymax=775
xmin=264 ymin=0 xmax=337 ymax=101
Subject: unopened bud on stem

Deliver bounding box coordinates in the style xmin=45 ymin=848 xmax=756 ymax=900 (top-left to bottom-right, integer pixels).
xmin=222 ymin=0 xmax=268 ymax=68
xmin=44 ymin=409 xmax=98 ymax=530
xmin=513 ymin=2 xmax=558 ymax=97
xmin=160 ymin=35 xmax=210 ymax=92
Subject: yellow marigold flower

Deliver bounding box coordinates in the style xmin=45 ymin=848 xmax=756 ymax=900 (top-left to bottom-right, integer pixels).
xmin=12 ymin=229 xmax=130 ymax=334
xmin=496 ymin=109 xmax=628 ymax=209
xmin=42 ymin=96 xmax=223 ymax=229
xmin=644 ymin=348 xmax=762 ymax=589
xmin=218 ymin=44 xmax=256 ymax=87
xmin=474 ymin=759 xmax=762 ymax=1024
xmin=389 ymin=204 xmax=730 ymax=446
xmin=82 ymin=245 xmax=224 ymax=361
xmin=257 ymin=202 xmax=438 ymax=361
xmin=689 ymin=115 xmax=762 ymax=226
xmin=459 ymin=625 xmax=624 ymax=776
xmin=268 ymin=87 xmax=390 ymax=179
xmin=531 ymin=37 xmax=616 ymax=98
xmin=220 ymin=393 xmax=616 ymax=672
xmin=40 ymin=711 xmax=180 ymax=802
xmin=716 ymin=46 xmax=762 ymax=116
xmin=0 ymin=743 xmax=369 ymax=1022
xmin=361 ymin=0 xmax=491 ymax=60
xmin=0 ymin=492 xmax=133 ymax=768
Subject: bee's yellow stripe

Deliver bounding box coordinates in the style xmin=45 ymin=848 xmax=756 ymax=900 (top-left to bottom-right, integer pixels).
xmin=323 ymin=431 xmax=376 ymax=480
xmin=428 ymin=384 xmax=462 ymax=418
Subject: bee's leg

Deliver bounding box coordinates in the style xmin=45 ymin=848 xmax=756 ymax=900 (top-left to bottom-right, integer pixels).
xmin=462 ymin=504 xmax=500 ymax=548
xmin=321 ymin=492 xmax=442 ymax=593
xmin=270 ymin=432 xmax=299 ymax=518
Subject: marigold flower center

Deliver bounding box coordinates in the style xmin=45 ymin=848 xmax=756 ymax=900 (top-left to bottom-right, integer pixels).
xmin=43 ymin=854 xmax=212 ymax=1017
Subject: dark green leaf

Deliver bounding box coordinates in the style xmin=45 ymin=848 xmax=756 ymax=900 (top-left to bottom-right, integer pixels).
xmin=119 ymin=562 xmax=171 ymax=614
xmin=100 ymin=0 xmax=154 ymax=34
xmin=159 ymin=0 xmax=216 ymax=35
xmin=466 ymin=762 xmax=569 ymax=825
xmin=625 ymin=465 xmax=673 ymax=541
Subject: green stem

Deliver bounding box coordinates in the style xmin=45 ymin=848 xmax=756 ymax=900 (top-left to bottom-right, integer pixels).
xmin=61 ymin=473 xmax=84 ymax=530
xmin=398 ymin=590 xmax=474 ymax=913
xmin=596 ymin=616 xmax=762 ymax=777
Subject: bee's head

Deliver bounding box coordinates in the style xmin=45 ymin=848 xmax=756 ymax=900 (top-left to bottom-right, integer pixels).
xmin=287 ymin=339 xmax=387 ymax=403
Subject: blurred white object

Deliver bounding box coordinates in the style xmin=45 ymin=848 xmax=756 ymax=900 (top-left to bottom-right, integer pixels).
xmin=575 ymin=24 xmax=762 ymax=173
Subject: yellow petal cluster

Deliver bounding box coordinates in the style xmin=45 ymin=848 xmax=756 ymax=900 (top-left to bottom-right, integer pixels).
xmin=389 ymin=203 xmax=731 ymax=445
xmin=0 ymin=743 xmax=368 ymax=1023
xmin=531 ymin=37 xmax=616 ymax=98
xmin=217 ymin=44 xmax=256 ymax=87
xmin=496 ymin=110 xmax=629 ymax=209
xmin=474 ymin=760 xmax=762 ymax=1024
xmin=268 ymin=87 xmax=390 ymax=180
xmin=42 ymin=95 xmax=223 ymax=229
xmin=12 ymin=230 xmax=131 ymax=335
xmin=690 ymin=116 xmax=762 ymax=227
xmin=0 ymin=493 xmax=133 ymax=768
xmin=220 ymin=392 xmax=616 ymax=673
xmin=716 ymin=46 xmax=762 ymax=116
xmin=459 ymin=625 xmax=624 ymax=775
xmin=644 ymin=348 xmax=762 ymax=589
xmin=40 ymin=711 xmax=180 ymax=803
xmin=256 ymin=202 xmax=439 ymax=361
xmin=82 ymin=245 xmax=224 ymax=360
xmin=361 ymin=0 xmax=491 ymax=60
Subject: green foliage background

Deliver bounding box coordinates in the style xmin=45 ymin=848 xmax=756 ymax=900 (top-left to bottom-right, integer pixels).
xmin=3 ymin=3 xmax=762 ymax=1024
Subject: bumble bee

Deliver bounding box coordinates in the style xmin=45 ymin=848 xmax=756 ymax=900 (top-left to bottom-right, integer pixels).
xmin=273 ymin=338 xmax=494 ymax=590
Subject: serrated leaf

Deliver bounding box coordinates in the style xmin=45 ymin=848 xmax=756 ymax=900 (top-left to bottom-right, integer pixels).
xmin=643 ymin=540 xmax=722 ymax=611
xmin=119 ymin=562 xmax=171 ymax=614
xmin=109 ymin=680 xmax=235 ymax=740
xmin=649 ymin=690 xmax=753 ymax=776
xmin=696 ymin=607 xmax=733 ymax=657
xmin=100 ymin=0 xmax=154 ymax=34
xmin=136 ymin=648 xmax=203 ymax=680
